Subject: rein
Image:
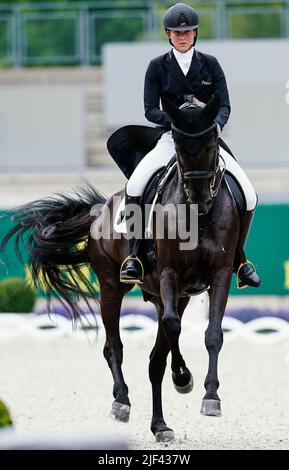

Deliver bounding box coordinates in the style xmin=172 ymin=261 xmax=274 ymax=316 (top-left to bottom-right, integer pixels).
xmin=171 ymin=122 xmax=217 ymax=139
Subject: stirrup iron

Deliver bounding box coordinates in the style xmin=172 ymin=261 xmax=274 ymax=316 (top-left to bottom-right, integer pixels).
xmin=236 ymin=260 xmax=257 ymax=290
xmin=120 ymin=255 xmax=144 ymax=284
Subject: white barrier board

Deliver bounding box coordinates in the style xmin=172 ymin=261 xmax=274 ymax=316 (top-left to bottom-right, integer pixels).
xmin=0 ymin=86 xmax=85 ymax=170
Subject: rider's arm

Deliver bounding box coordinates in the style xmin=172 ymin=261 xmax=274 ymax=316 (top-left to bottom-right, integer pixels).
xmin=144 ymin=59 xmax=172 ymax=130
xmin=211 ymin=58 xmax=231 ymax=130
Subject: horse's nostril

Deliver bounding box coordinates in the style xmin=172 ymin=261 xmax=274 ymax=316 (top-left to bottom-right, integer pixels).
xmin=198 ymin=207 xmax=208 ymax=215
xmin=204 ymin=196 xmax=212 ymax=206
xmin=198 ymin=199 xmax=213 ymax=215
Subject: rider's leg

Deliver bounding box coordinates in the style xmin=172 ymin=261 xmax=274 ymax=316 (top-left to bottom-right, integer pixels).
xmin=126 ymin=131 xmax=175 ymax=196
xmin=219 ymin=147 xmax=261 ymax=288
xmin=234 ymin=209 xmax=261 ymax=287
xmin=119 ymin=194 xmax=143 ymax=283
xmin=120 ymin=131 xmax=175 ymax=283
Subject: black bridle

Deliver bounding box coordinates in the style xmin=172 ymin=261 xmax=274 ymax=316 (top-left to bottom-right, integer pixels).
xmin=171 ymin=122 xmax=225 ymax=199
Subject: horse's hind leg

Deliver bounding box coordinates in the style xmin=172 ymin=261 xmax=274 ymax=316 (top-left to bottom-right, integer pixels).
xmin=99 ymin=276 xmax=131 ymax=422
xmin=201 ymin=268 xmax=232 ymax=417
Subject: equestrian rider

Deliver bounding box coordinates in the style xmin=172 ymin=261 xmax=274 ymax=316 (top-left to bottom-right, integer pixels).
xmin=120 ymin=2 xmax=261 ymax=289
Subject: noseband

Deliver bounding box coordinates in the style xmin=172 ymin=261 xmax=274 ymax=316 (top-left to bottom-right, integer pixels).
xmin=171 ymin=122 xmax=225 ymax=199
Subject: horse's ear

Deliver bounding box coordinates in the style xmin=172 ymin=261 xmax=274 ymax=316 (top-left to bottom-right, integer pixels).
xmin=161 ymin=96 xmax=183 ymax=122
xmin=202 ymin=93 xmax=220 ymax=122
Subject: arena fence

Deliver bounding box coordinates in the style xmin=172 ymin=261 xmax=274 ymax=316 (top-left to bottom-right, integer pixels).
xmin=0 ymin=1 xmax=289 ymax=66
xmin=0 ymin=312 xmax=289 ymax=344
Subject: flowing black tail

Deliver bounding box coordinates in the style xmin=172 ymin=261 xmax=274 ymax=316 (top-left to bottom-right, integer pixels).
xmin=1 ymin=184 xmax=107 ymax=320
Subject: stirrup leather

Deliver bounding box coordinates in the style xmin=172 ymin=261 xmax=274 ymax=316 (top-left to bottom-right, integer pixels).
xmin=120 ymin=256 xmax=144 ymax=284
xmin=236 ymin=260 xmax=257 ymax=290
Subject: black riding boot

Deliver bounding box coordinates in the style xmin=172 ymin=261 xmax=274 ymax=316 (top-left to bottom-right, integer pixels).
xmin=234 ymin=209 xmax=261 ymax=288
xmin=120 ymin=195 xmax=144 ymax=284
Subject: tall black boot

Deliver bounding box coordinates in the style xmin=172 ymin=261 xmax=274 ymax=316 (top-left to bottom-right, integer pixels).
xmin=234 ymin=209 xmax=261 ymax=288
xmin=120 ymin=194 xmax=144 ymax=284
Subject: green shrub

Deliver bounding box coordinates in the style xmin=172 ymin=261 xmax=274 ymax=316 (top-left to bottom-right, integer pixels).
xmin=0 ymin=277 xmax=36 ymax=313
xmin=0 ymin=400 xmax=13 ymax=428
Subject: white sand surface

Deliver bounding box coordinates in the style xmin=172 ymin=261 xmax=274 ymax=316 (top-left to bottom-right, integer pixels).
xmin=0 ymin=322 xmax=289 ymax=450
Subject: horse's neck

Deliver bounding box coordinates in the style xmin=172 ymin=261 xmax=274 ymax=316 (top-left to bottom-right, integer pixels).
xmin=175 ymin=168 xmax=188 ymax=204
xmin=161 ymin=170 xmax=186 ymax=205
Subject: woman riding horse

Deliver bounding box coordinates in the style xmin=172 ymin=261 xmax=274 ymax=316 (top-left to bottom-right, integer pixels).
xmin=0 ymin=3 xmax=261 ymax=444
xmin=120 ymin=2 xmax=261 ymax=289
xmin=1 ymin=93 xmax=250 ymax=442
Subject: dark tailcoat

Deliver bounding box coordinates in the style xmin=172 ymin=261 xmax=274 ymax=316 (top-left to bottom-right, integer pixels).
xmin=144 ymin=49 xmax=231 ymax=130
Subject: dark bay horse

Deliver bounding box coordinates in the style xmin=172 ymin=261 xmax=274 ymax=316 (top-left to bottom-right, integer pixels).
xmin=1 ymin=94 xmax=239 ymax=442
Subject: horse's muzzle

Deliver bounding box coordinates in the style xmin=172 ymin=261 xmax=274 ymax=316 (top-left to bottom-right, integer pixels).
xmin=198 ymin=199 xmax=213 ymax=215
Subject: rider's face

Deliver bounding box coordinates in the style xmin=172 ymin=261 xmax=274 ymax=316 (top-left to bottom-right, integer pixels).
xmin=167 ymin=29 xmax=196 ymax=52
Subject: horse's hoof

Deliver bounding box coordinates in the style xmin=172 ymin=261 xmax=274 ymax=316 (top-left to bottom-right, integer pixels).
xmin=172 ymin=368 xmax=194 ymax=394
xmin=110 ymin=402 xmax=131 ymax=422
xmin=200 ymin=399 xmax=221 ymax=417
xmin=155 ymin=430 xmax=175 ymax=443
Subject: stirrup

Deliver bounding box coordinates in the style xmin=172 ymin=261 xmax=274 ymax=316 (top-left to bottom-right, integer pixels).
xmin=120 ymin=256 xmax=144 ymax=284
xmin=236 ymin=260 xmax=257 ymax=289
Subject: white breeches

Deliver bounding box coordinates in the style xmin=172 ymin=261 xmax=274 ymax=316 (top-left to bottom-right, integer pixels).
xmin=126 ymin=131 xmax=257 ymax=211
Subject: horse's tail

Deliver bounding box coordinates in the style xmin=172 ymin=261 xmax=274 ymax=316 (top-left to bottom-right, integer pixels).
xmin=1 ymin=184 xmax=107 ymax=321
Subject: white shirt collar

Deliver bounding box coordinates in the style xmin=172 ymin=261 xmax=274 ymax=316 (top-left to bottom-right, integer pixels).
xmin=172 ymin=47 xmax=194 ymax=75
xmin=172 ymin=47 xmax=194 ymax=63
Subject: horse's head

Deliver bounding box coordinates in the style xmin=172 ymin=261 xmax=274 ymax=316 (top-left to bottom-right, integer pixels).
xmin=163 ymin=94 xmax=222 ymax=215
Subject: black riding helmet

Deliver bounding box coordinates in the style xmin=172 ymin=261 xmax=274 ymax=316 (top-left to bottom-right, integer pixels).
xmin=163 ymin=3 xmax=199 ymax=46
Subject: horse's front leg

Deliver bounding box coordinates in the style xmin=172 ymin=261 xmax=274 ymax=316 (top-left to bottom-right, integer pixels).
xmin=201 ymin=267 xmax=232 ymax=417
xmin=160 ymin=268 xmax=193 ymax=393
xmin=149 ymin=296 xmax=190 ymax=443
xmin=149 ymin=301 xmax=173 ymax=442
